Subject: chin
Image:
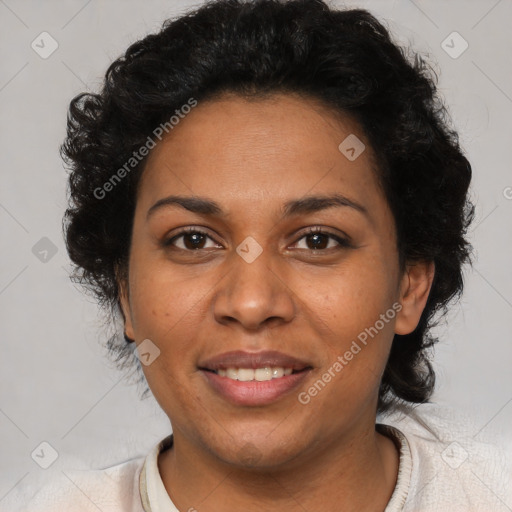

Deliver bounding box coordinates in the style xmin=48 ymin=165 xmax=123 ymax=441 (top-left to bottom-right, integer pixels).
xmin=206 ymin=430 xmax=308 ymax=470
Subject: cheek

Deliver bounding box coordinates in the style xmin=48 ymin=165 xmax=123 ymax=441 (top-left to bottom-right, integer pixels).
xmin=129 ymin=269 xmax=207 ymax=407
xmin=141 ymin=359 xmax=204 ymax=427
xmin=127 ymin=258 xmax=222 ymax=385
xmin=306 ymin=252 xmax=398 ymax=388
xmin=306 ymin=253 xmax=397 ymax=334
xmin=128 ymin=256 xmax=204 ymax=332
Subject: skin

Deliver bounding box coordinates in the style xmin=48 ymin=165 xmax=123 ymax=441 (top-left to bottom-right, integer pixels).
xmin=118 ymin=92 xmax=434 ymax=511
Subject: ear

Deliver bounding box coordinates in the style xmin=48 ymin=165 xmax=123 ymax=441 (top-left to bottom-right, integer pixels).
xmin=115 ymin=264 xmax=135 ymax=340
xmin=394 ymin=261 xmax=435 ymax=335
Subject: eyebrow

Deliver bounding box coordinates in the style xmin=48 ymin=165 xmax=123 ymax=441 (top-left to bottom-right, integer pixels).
xmin=146 ymin=193 xmax=368 ymax=220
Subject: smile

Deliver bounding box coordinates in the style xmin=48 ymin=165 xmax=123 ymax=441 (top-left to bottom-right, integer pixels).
xmin=209 ymin=367 xmax=294 ymax=381
xmin=200 ymin=366 xmax=312 ymax=406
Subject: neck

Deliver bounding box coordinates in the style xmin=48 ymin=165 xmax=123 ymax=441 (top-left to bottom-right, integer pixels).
xmin=158 ymin=421 xmax=399 ymax=512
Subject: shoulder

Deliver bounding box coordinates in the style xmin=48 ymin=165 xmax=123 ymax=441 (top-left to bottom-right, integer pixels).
xmin=9 ymin=456 xmax=146 ymax=512
xmin=378 ymin=402 xmax=512 ymax=512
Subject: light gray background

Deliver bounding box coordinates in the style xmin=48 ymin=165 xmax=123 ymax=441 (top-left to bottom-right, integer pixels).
xmin=1 ymin=0 xmax=511 ymax=504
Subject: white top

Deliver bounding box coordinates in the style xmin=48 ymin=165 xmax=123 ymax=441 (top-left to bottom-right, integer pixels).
xmin=139 ymin=426 xmax=412 ymax=511
xmin=9 ymin=403 xmax=512 ymax=511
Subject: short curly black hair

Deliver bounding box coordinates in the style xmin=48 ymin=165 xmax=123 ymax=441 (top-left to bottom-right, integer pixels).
xmin=62 ymin=0 xmax=474 ymax=413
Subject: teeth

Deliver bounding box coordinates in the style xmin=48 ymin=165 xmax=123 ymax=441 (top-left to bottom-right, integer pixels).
xmin=216 ymin=367 xmax=295 ymax=381
xmin=255 ymin=367 xmax=272 ymax=381
xmin=238 ymin=368 xmax=254 ymax=382
xmin=272 ymin=367 xmax=284 ymax=378
xmin=226 ymin=368 xmax=238 ymax=379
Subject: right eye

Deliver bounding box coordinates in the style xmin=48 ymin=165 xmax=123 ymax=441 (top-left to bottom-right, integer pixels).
xmin=163 ymin=227 xmax=222 ymax=251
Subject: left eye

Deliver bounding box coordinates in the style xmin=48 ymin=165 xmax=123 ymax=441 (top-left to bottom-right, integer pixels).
xmin=292 ymin=229 xmax=350 ymax=251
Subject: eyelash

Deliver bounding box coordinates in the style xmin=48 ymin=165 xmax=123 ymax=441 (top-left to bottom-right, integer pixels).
xmin=163 ymin=226 xmax=353 ymax=252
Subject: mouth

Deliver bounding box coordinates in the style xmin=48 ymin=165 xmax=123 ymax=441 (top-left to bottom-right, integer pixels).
xmin=200 ymin=366 xmax=311 ymax=381
xmin=198 ymin=350 xmax=313 ymax=406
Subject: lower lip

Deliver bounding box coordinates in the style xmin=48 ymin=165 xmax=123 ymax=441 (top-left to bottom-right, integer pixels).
xmin=200 ymin=369 xmax=312 ymax=406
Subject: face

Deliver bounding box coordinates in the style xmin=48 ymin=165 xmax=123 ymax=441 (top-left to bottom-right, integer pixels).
xmin=119 ymin=92 xmax=432 ymax=468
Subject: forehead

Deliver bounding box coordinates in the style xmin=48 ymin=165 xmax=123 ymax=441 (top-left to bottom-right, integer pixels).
xmin=136 ymin=93 xmax=384 ymax=218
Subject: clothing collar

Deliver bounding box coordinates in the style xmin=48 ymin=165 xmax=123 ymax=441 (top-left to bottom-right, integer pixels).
xmin=377 ymin=423 xmax=413 ymax=511
xmin=139 ymin=424 xmax=412 ymax=511
xmin=139 ymin=434 xmax=175 ymax=512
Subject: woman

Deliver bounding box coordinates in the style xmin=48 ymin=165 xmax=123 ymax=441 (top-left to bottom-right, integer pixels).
xmin=20 ymin=0 xmax=511 ymax=510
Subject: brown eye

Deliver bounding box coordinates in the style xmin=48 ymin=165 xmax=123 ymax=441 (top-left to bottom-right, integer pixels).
xmin=164 ymin=228 xmax=221 ymax=251
xmin=293 ymin=228 xmax=352 ymax=251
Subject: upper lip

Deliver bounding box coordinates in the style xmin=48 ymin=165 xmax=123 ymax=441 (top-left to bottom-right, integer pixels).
xmin=199 ymin=350 xmax=312 ymax=371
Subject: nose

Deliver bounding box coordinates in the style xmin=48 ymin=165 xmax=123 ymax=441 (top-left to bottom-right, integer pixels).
xmin=212 ymin=245 xmax=296 ymax=331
